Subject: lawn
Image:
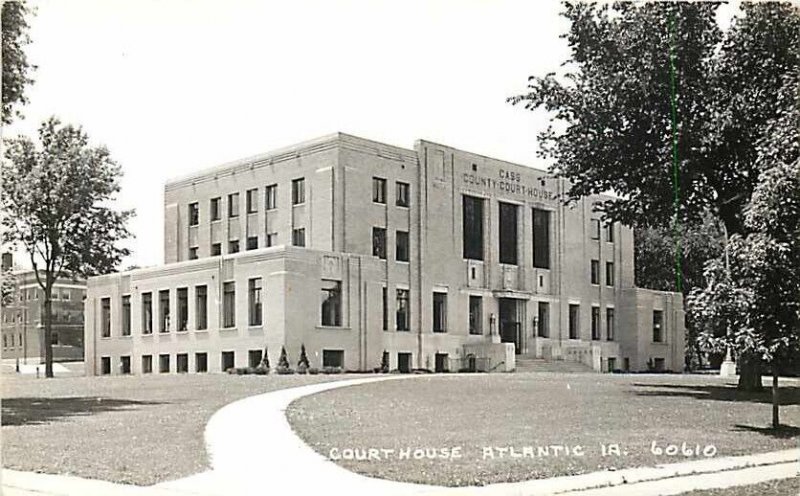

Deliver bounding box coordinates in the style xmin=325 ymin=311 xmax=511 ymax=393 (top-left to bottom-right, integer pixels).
xmin=677 ymin=477 xmax=799 ymax=496
xmin=1 ymin=372 xmax=350 ymax=485
xmin=286 ymin=373 xmax=800 ymax=487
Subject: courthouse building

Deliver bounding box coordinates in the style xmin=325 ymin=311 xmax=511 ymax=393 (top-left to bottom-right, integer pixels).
xmin=84 ymin=133 xmax=684 ymax=375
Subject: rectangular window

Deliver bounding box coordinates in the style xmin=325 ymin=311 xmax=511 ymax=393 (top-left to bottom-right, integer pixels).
xmin=498 ymin=202 xmax=518 ymax=265
xmin=606 ymin=262 xmax=615 ymax=286
xmin=396 ymin=230 xmax=409 ymax=262
xmin=372 ymin=177 xmax=387 ymax=203
xmin=221 ymin=351 xmax=235 ymax=371
xmin=142 ymin=292 xmax=153 ymax=334
xmin=229 ymin=240 xmax=240 ymax=253
xmin=249 ymin=278 xmax=263 ymax=326
xmin=177 ymin=288 xmax=188 ymax=331
xmin=397 ymin=352 xmax=412 ymax=373
xmin=188 ymin=247 xmax=198 ymax=260
xmin=210 ymin=197 xmax=221 ymax=221
xmin=322 ymin=349 xmax=344 ymax=368
xmin=591 ymin=260 xmax=600 ymax=285
xmin=101 ymin=297 xmax=111 ymax=338
xmin=292 ymin=228 xmax=305 ymax=247
xmin=396 ymin=289 xmax=409 ymax=331
xmin=159 ymin=289 xmax=170 ymax=333
xmin=469 ymin=295 xmax=482 ymax=335
xmin=142 ymin=355 xmax=153 ymax=374
xmin=590 ymin=218 xmax=601 ymax=240
xmin=462 ymin=195 xmax=484 ymax=260
xmin=195 ymin=285 xmax=208 ymax=330
xmin=248 ymin=349 xmax=263 ymax=368
xmin=228 ymin=193 xmax=240 ymax=218
xmin=396 ymin=181 xmax=410 ymax=207
xmin=432 ymin=292 xmax=447 ymax=333
xmin=211 ymin=243 xmax=222 ymax=256
xmin=176 ymin=353 xmax=188 ymax=373
xmin=435 ymin=353 xmax=449 ymax=373
xmin=195 ymin=352 xmax=208 ymax=373
xmin=537 ymin=302 xmax=549 ymax=338
xmin=372 ymin=227 xmax=386 ymax=259
xmin=606 ymin=308 xmax=615 ymax=341
xmin=159 ymin=354 xmax=170 ymax=373
xmin=223 ymin=282 xmax=236 ymax=328
xmin=246 ymin=188 xmax=258 ymax=213
xmin=101 ymin=357 xmax=111 ymax=375
xmin=653 ymin=310 xmax=664 ymax=342
xmin=265 ymin=232 xmax=278 ymax=247
xmin=654 ymin=358 xmax=665 ymax=371
xmin=532 ymin=208 xmax=551 ymax=269
xmin=591 ymin=306 xmax=601 ymax=340
xmin=292 ymin=178 xmax=305 ymax=205
xmin=188 ymin=202 xmax=199 ymax=226
xmin=604 ymin=222 xmax=615 ymax=242
xmin=569 ymin=304 xmax=580 ymax=339
xmin=265 ymin=184 xmax=277 ymax=210
xmin=246 ymin=236 xmax=258 ymax=250
xmin=321 ymin=280 xmax=342 ymax=326
xmin=121 ymin=295 xmax=131 ymax=336
xmin=382 ymin=287 xmax=388 ymax=331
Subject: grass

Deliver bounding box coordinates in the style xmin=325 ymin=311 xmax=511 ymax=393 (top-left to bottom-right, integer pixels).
xmin=676 ymin=477 xmax=799 ymax=496
xmin=1 ymin=372 xmax=350 ymax=485
xmin=286 ymin=373 xmax=800 ymax=487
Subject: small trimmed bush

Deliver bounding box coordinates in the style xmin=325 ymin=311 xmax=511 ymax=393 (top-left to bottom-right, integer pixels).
xmin=278 ymin=346 xmax=290 ymax=369
xmin=275 ymin=365 xmax=295 ymax=375
xmin=297 ymin=362 xmax=308 ymax=374
xmin=297 ymin=344 xmax=310 ymax=369
xmin=322 ymin=366 xmax=343 ymax=374
xmin=308 ymin=367 xmax=320 ymax=375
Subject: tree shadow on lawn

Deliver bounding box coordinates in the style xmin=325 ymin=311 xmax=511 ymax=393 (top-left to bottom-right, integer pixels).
xmin=630 ymin=383 xmax=800 ymax=406
xmin=1 ymin=397 xmax=166 ymax=426
xmin=732 ymin=424 xmax=800 ymax=439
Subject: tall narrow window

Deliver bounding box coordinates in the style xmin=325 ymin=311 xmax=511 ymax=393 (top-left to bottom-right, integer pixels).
xmin=396 ymin=289 xmax=409 ymax=331
xmin=265 ymin=184 xmax=277 ymax=210
xmin=591 ymin=306 xmax=601 ymax=340
xmin=604 ymin=222 xmax=615 ymax=242
xmin=229 ymin=239 xmax=240 ymax=253
xmin=188 ymin=247 xmax=198 ymax=260
xmin=396 ymin=181 xmax=410 ymax=207
xmin=195 ymin=285 xmax=207 ymax=330
xmin=292 ymin=178 xmax=305 ymax=205
xmin=462 ymin=195 xmax=484 ymax=260
xmin=606 ymin=308 xmax=615 ymax=341
xmin=396 ymin=230 xmax=409 ymax=262
xmin=159 ymin=354 xmax=170 ymax=373
xmin=606 ymin=261 xmax=615 ymax=286
xmin=249 ymin=278 xmax=263 ymax=326
xmin=246 ymin=188 xmax=258 ymax=213
xmin=591 ymin=260 xmax=600 ymax=284
xmin=195 ymin=352 xmax=208 ymax=372
xmin=653 ymin=310 xmax=664 ymax=342
xmin=142 ymin=355 xmax=153 ymax=374
xmin=537 ymin=302 xmax=549 ymax=338
xmin=498 ymin=202 xmax=518 ymax=265
xmin=590 ymin=219 xmax=601 ymax=240
xmin=432 ymin=292 xmax=447 ymax=333
xmin=382 ymin=287 xmax=388 ymax=331
xmin=532 ymin=208 xmax=550 ymax=269
xmin=292 ymin=228 xmax=305 ymax=247
xmin=372 ymin=177 xmax=387 ymax=203
xmin=101 ymin=297 xmax=111 ymax=338
xmin=228 ymin=193 xmax=240 ymax=218
xmin=469 ymin=296 xmax=482 ymax=335
xmin=569 ymin=304 xmax=580 ymax=339
xmin=321 ymin=280 xmax=341 ymax=326
xmin=188 ymin=202 xmax=199 ymax=226
xmin=159 ymin=289 xmax=170 ymax=333
xmin=223 ymin=282 xmax=236 ymax=328
xmin=372 ymin=227 xmax=386 ymax=259
xmin=210 ymin=197 xmax=221 ymax=221
xmin=121 ymin=295 xmax=131 ymax=336
xmin=142 ymin=292 xmax=153 ymax=334
xmin=266 ymin=232 xmax=278 ymax=247
xmin=177 ymin=288 xmax=188 ymax=331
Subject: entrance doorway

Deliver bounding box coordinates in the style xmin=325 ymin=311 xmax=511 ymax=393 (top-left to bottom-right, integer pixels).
xmin=499 ymin=298 xmax=523 ymax=354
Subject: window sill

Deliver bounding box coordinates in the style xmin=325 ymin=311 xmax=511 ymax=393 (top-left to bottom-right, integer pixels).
xmin=396 ymin=260 xmax=410 ymax=264
xmin=176 ymin=329 xmax=189 ymax=334
xmin=195 ymin=328 xmax=209 ymax=333
xmin=221 ymin=327 xmax=237 ymax=331
xmin=120 ymin=334 xmax=132 ymax=339
xmin=316 ymin=325 xmax=350 ymax=331
xmin=248 ymin=325 xmax=264 ymax=331
xmin=141 ymin=333 xmax=154 ymax=337
xmin=100 ymin=336 xmax=112 ymax=340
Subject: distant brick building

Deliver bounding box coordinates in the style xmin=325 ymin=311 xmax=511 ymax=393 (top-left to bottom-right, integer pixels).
xmin=84 ymin=133 xmax=684 ymax=376
xmin=2 ymin=255 xmax=86 ymax=363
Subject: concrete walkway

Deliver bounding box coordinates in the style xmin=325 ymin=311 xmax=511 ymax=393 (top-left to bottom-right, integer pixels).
xmin=3 ymin=375 xmax=799 ymax=496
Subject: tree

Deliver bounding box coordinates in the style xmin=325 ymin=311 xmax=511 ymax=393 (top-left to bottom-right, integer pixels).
xmin=511 ymin=2 xmax=800 ymax=390
xmin=1 ymin=117 xmax=134 ymax=377
xmin=297 ymin=344 xmax=310 ymax=369
xmin=259 ymin=346 xmax=270 ymax=370
xmin=2 ymin=1 xmax=35 ymax=124
xmin=277 ymin=346 xmax=290 ymax=369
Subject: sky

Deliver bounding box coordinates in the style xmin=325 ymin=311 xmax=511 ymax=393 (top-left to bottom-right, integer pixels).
xmin=4 ymin=0 xmax=740 ymax=269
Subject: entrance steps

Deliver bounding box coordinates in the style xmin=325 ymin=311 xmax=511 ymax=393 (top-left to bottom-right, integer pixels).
xmin=514 ymin=355 xmax=596 ymax=373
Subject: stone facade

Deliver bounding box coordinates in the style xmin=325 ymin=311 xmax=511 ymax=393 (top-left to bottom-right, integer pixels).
xmin=84 ymin=133 xmax=684 ymax=375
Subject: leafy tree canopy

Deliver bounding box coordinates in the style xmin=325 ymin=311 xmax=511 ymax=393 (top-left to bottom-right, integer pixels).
xmin=1 ymin=1 xmax=35 ymax=124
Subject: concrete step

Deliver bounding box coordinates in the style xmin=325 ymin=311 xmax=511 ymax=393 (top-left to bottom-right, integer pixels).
xmin=514 ymin=357 xmax=596 ymax=373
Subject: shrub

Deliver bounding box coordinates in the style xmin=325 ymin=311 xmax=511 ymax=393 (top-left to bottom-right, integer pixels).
xmin=297 ymin=362 xmax=308 ymax=374
xmin=253 ymin=365 xmax=269 ymax=375
xmin=297 ymin=344 xmax=310 ymax=369
xmin=322 ymin=366 xmax=343 ymax=374
xmin=260 ymin=346 xmax=270 ymax=371
xmin=308 ymin=367 xmax=320 ymax=375
xmin=278 ymin=346 xmax=290 ymax=369
xmin=380 ymin=351 xmax=389 ymax=373
xmin=275 ymin=365 xmax=294 ymax=375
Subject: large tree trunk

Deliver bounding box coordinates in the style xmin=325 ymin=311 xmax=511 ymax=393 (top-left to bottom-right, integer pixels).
xmin=44 ymin=288 xmax=53 ymax=378
xmin=772 ymin=367 xmax=780 ymax=428
xmin=737 ymin=353 xmax=763 ymax=392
